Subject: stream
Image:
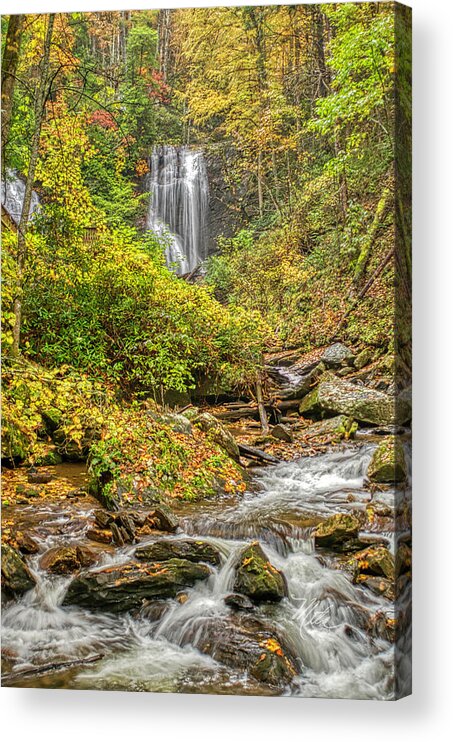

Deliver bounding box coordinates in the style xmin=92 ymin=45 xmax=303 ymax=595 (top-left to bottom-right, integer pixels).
xmin=1 ymin=442 xmax=407 ymax=699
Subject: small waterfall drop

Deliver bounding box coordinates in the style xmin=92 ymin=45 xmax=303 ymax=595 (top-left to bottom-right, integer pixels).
xmin=147 ymin=145 xmax=209 ymax=275
xmin=1 ymin=169 xmax=40 ymax=225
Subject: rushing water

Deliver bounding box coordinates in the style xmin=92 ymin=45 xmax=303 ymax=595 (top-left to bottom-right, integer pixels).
xmin=1 ymin=169 xmax=40 ymax=225
xmin=147 ymin=145 xmax=209 ymax=275
xmin=2 ymin=442 xmax=406 ymax=698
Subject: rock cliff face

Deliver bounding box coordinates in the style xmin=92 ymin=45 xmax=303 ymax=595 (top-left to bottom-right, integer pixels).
xmin=205 ymin=145 xmax=252 ymax=254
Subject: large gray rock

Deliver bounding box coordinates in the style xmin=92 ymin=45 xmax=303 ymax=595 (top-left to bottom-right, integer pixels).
xmin=321 ymin=343 xmax=355 ymax=368
xmin=1 ymin=545 xmax=36 ymax=595
xmin=299 ymin=375 xmax=411 ymax=426
xmin=233 ymin=542 xmax=288 ymax=604
xmin=62 ymin=558 xmax=211 ymax=612
xmin=193 ymin=412 xmax=240 ymax=461
xmin=135 ymin=539 xmax=221 ymax=566
xmin=186 ymin=615 xmax=300 ymax=687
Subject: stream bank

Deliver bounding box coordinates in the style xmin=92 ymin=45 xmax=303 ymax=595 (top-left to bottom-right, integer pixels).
xmin=1 ymin=343 xmax=412 ymax=698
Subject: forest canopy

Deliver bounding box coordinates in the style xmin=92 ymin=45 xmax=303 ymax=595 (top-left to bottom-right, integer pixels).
xmin=1 ymin=3 xmax=411 ymax=461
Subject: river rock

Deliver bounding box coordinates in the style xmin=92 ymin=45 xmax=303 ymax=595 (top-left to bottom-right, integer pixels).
xmin=86 ymin=527 xmax=112 ymax=544
xmin=299 ymin=375 xmax=411 ymax=426
xmin=367 ymin=436 xmax=407 ymax=483
xmin=146 ymin=504 xmax=179 ymax=532
xmin=224 ymin=593 xmax=255 ymax=612
xmin=233 ymin=542 xmax=288 ymax=603
xmin=313 ymin=513 xmax=362 ymax=551
xmin=13 ymin=530 xmax=40 ymax=555
xmin=148 ymin=411 xmax=193 ymax=436
xmin=39 ymin=545 xmax=96 ymax=575
xmin=193 ymin=412 xmax=240 ymax=461
xmin=1 ymin=544 xmax=36 ymax=595
xmin=321 ymin=343 xmax=355 ymax=368
xmin=62 ymin=558 xmax=211 ymax=612
xmin=193 ymin=615 xmax=299 ymax=687
xmin=396 ymin=543 xmax=412 ymax=576
xmin=354 ymin=348 xmax=373 ymax=370
xmin=270 ymin=424 xmax=293 ymax=443
xmin=276 ymin=363 xmax=324 ymax=401
xmin=351 ymin=546 xmax=395 ymax=581
xmin=135 ymin=539 xmax=221 ymax=566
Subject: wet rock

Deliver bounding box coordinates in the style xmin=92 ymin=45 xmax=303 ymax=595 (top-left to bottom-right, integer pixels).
xmin=136 ymin=599 xmax=170 ymax=623
xmin=1 ymin=544 xmax=36 ymax=595
xmin=224 ymin=593 xmax=255 ymax=612
xmin=39 ymin=545 xmax=96 ymax=575
xmin=146 ymin=504 xmax=179 ymax=533
xmin=86 ymin=527 xmax=112 ymax=544
xmin=276 ymin=363 xmax=324 ymax=401
xmin=193 ymin=412 xmax=240 ymax=461
xmin=354 ymin=348 xmax=373 ymax=370
xmin=396 ymin=543 xmax=411 ymax=576
xmin=135 ymin=539 xmax=221 ymax=565
xmin=367 ymin=436 xmax=407 ymax=483
xmin=313 ymin=513 xmax=362 ymax=551
xmin=27 ymin=469 xmax=52 ymax=484
xmin=62 ymin=558 xmax=211 ymax=612
xmin=13 ymin=531 xmax=40 ymax=555
xmin=193 ymin=615 xmax=299 ymax=687
xmin=351 ymin=546 xmax=395 ymax=581
xmin=93 ymin=504 xmax=178 ymax=540
xmin=299 ymin=375 xmax=411 ymax=426
xmin=233 ymin=542 xmax=288 ymax=603
xmin=357 ymin=575 xmax=395 ymax=601
xmin=270 ymin=424 xmax=293 ymax=443
xmin=321 ymin=343 xmax=355 ymax=368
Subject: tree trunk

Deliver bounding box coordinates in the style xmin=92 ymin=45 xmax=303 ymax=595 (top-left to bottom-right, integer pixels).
xmin=256 ymin=376 xmax=269 ymax=434
xmin=351 ymin=187 xmax=392 ymax=295
xmin=12 ymin=13 xmax=55 ymax=358
xmin=1 ymin=14 xmax=25 ymax=166
xmin=157 ymin=9 xmax=172 ymax=81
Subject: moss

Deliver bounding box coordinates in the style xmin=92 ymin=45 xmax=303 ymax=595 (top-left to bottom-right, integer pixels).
xmin=367 ymin=436 xmax=407 ymax=483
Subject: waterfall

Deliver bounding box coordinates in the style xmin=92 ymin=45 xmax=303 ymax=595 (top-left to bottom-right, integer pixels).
xmin=147 ymin=145 xmax=209 ymax=275
xmin=1 ymin=169 xmax=40 ymax=225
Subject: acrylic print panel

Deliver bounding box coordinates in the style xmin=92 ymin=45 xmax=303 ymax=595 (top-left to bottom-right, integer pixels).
xmin=1 ymin=2 xmax=412 ymax=700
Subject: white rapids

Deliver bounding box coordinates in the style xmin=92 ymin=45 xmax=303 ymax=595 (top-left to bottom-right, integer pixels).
xmin=1 ymin=442 xmax=407 ymax=698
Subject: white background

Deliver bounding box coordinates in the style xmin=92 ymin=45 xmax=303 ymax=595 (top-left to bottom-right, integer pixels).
xmin=1 ymin=0 xmax=452 ymax=739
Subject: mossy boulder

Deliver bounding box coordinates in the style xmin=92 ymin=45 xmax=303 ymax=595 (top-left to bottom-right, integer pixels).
xmin=148 ymin=411 xmax=193 ymax=436
xmin=193 ymin=412 xmax=240 ymax=462
xmin=354 ymin=348 xmax=373 ymax=370
xmin=313 ymin=513 xmax=362 ymax=551
xmin=1 ymin=544 xmax=36 ymax=595
xmin=62 ymin=558 xmax=211 ymax=612
xmin=367 ymin=436 xmax=407 ymax=483
xmin=193 ymin=615 xmax=299 ymax=687
xmin=299 ymin=375 xmax=411 ymax=426
xmin=135 ymin=539 xmax=221 ymax=566
xmin=321 ymin=343 xmax=355 ymax=368
xmin=351 ymin=546 xmax=395 ymax=581
xmin=39 ymin=545 xmax=96 ymax=575
xmin=233 ymin=542 xmax=288 ymax=603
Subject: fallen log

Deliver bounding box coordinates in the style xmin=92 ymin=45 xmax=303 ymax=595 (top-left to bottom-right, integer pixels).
xmin=1 ymin=653 xmax=104 ymax=684
xmin=275 ymin=398 xmax=305 ymax=411
xmin=238 ymin=443 xmax=280 ymax=464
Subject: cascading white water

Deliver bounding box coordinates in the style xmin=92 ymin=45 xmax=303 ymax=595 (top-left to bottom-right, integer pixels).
xmin=147 ymin=145 xmax=209 ymax=275
xmin=1 ymin=442 xmax=409 ymax=698
xmin=1 ymin=169 xmax=40 ymax=225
